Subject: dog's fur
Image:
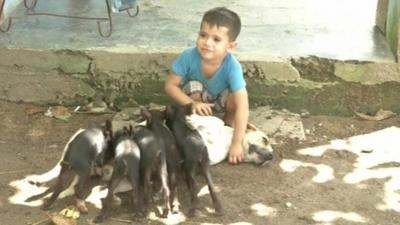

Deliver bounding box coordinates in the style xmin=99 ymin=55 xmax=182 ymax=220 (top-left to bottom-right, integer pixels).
xmin=185 ymin=114 xmax=274 ymax=165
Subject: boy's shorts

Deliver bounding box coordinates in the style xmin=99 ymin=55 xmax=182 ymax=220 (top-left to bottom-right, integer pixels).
xmin=182 ymin=80 xmax=228 ymax=113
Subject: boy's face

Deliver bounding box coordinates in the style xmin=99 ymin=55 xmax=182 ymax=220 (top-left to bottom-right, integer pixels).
xmin=196 ymin=22 xmax=237 ymax=63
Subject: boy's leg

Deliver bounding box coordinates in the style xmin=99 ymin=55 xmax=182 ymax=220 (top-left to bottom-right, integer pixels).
xmin=182 ymin=81 xmax=203 ymax=102
xmin=222 ymin=93 xmax=235 ymax=127
xmin=190 ymin=93 xmax=202 ymax=102
xmin=182 ymin=81 xmax=234 ymax=121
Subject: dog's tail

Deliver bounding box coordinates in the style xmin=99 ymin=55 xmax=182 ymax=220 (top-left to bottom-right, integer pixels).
xmin=24 ymin=187 xmax=53 ymax=202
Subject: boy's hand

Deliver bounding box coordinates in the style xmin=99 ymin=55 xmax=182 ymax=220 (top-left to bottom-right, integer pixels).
xmin=192 ymin=101 xmax=214 ymax=116
xmin=228 ymin=142 xmax=244 ymax=164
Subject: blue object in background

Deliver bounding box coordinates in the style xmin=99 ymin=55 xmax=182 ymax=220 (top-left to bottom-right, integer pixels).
xmin=111 ymin=0 xmax=137 ymax=13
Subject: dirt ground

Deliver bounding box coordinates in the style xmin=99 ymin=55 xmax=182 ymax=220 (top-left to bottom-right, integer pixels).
xmin=1 ymin=100 xmax=400 ymax=225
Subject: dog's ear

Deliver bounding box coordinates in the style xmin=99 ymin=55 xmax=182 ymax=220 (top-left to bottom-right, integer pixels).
xmin=246 ymin=123 xmax=258 ymax=132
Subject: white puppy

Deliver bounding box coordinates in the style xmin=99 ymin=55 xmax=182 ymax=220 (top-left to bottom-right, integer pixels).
xmin=185 ymin=114 xmax=274 ymax=165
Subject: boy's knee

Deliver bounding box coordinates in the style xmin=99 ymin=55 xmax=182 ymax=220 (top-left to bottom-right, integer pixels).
xmin=182 ymin=80 xmax=205 ymax=102
xmin=223 ymin=113 xmax=234 ymax=127
xmin=223 ymin=95 xmax=235 ymax=126
xmin=189 ymin=92 xmax=202 ymax=102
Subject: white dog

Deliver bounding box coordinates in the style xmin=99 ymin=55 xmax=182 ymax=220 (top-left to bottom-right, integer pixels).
xmin=185 ymin=114 xmax=274 ymax=165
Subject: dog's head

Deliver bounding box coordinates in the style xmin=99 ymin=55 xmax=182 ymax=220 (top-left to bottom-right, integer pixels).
xmin=242 ymin=123 xmax=274 ymax=166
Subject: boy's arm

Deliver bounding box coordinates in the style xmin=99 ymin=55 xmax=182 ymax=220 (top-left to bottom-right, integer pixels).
xmin=165 ymin=73 xmax=214 ymax=115
xmin=228 ymin=88 xmax=249 ymax=164
xmin=165 ymin=73 xmax=193 ymax=105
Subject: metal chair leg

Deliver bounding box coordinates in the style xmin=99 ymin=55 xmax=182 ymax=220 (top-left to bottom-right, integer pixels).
xmin=97 ymin=0 xmax=113 ymax=37
xmin=0 ymin=0 xmax=12 ymax=32
xmin=126 ymin=5 xmax=139 ymax=18
xmin=24 ymin=0 xmax=38 ymax=10
xmin=0 ymin=16 xmax=11 ymax=32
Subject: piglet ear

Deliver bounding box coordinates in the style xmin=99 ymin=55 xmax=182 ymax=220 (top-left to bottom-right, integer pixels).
xmin=140 ymin=106 xmax=152 ymax=121
xmin=246 ymin=123 xmax=258 ymax=131
xmin=122 ymin=126 xmax=129 ymax=135
xmin=104 ymin=119 xmax=113 ymax=138
xmin=105 ymin=119 xmax=112 ymax=130
xmin=165 ymin=105 xmax=174 ymax=118
xmin=182 ymin=103 xmax=193 ymax=115
xmin=128 ymin=124 xmax=133 ymax=135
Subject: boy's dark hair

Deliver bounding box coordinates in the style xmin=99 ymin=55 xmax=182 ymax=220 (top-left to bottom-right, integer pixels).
xmin=201 ymin=7 xmax=241 ymax=41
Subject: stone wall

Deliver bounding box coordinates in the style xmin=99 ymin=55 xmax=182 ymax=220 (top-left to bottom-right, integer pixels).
xmin=376 ymin=0 xmax=400 ymax=61
xmin=0 ymin=49 xmax=399 ymax=116
xmin=385 ymin=0 xmax=400 ymax=61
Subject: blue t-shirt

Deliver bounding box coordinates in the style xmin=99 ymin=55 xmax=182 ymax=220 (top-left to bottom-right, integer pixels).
xmin=171 ymin=47 xmax=246 ymax=98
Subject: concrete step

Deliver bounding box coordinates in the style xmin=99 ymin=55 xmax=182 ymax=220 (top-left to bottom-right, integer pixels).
xmin=0 ymin=0 xmax=399 ymax=116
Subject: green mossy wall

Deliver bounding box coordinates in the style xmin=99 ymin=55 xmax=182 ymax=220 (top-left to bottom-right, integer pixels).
xmin=386 ymin=0 xmax=400 ymax=60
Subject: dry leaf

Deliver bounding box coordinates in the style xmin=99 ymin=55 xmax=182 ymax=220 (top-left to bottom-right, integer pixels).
xmin=45 ymin=106 xmax=72 ymax=121
xmin=354 ymin=109 xmax=396 ymax=121
xmin=59 ymin=206 xmax=80 ymax=220
xmin=25 ymin=106 xmax=46 ymax=115
xmin=47 ymin=213 xmax=77 ymax=225
xmin=27 ymin=128 xmax=45 ymax=138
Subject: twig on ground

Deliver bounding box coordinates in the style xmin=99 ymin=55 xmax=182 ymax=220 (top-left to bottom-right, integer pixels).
xmin=74 ymin=111 xmax=115 ymax=115
xmin=30 ymin=218 xmax=49 ymax=225
xmin=0 ymin=169 xmax=31 ymax=175
xmin=110 ymin=217 xmax=133 ymax=223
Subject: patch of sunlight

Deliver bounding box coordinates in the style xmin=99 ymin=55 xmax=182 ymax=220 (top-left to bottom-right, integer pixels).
xmin=304 ymin=0 xmax=377 ymax=29
xmin=148 ymin=210 xmax=187 ymax=225
xmin=8 ymin=175 xmax=79 ymax=207
xmin=297 ymin=126 xmax=400 ymax=212
xmin=204 ymin=206 xmax=219 ymax=214
xmin=313 ymin=210 xmax=368 ymax=223
xmin=280 ymin=159 xmax=334 ymax=183
xmin=198 ymin=185 xmax=210 ymax=197
xmin=85 ymin=185 xmax=108 ymax=209
xmin=198 ymin=185 xmax=221 ymax=197
xmin=200 ymin=223 xmax=223 ymax=225
xmin=9 ymin=173 xmax=116 ymax=209
xmin=251 ymin=203 xmax=277 ymax=217
xmin=228 ymin=222 xmax=253 ymax=225
xmin=8 ymin=179 xmax=47 ymax=207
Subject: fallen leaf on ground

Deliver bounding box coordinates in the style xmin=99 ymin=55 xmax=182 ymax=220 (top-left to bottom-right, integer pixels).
xmin=47 ymin=213 xmax=77 ymax=225
xmin=59 ymin=206 xmax=80 ymax=220
xmin=44 ymin=106 xmax=72 ymax=121
xmin=27 ymin=128 xmax=45 ymax=138
xmin=354 ymin=109 xmax=396 ymax=121
xmin=25 ymin=106 xmax=47 ymax=115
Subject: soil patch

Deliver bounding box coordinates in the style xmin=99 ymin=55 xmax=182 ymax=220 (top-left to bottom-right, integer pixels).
xmin=1 ymin=100 xmax=400 ymax=225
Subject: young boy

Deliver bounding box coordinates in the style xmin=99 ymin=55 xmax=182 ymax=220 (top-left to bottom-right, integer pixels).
xmin=164 ymin=7 xmax=248 ymax=165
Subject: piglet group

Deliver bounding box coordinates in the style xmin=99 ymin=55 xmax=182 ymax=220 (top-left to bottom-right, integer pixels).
xmin=26 ymin=104 xmax=223 ymax=222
